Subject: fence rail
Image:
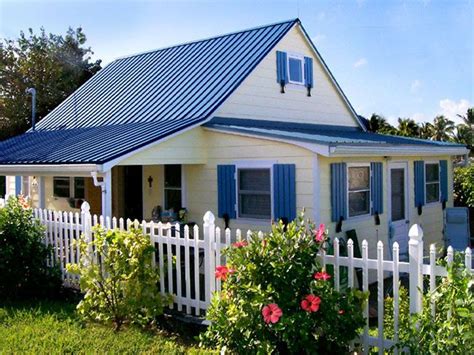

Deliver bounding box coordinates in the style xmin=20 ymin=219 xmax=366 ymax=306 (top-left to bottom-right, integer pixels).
xmin=30 ymin=201 xmax=473 ymax=354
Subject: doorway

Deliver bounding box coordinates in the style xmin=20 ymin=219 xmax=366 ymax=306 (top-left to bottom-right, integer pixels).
xmin=388 ymin=162 xmax=409 ymax=258
xmin=123 ymin=166 xmax=143 ymax=221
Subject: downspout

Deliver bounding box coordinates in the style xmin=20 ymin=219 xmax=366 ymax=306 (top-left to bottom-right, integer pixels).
xmin=91 ymin=171 xmax=106 ymax=216
xmin=26 ymin=88 xmax=36 ymax=131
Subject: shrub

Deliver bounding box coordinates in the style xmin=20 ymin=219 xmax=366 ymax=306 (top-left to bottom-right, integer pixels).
xmin=0 ymin=196 xmax=61 ymax=299
xmin=200 ymin=213 xmax=367 ymax=354
xmin=384 ymin=253 xmax=474 ymax=354
xmin=453 ymin=165 xmax=474 ymax=207
xmin=67 ymin=226 xmax=172 ymax=330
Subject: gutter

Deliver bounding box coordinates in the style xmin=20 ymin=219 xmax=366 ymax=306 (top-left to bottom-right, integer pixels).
xmin=0 ymin=164 xmax=103 ymax=176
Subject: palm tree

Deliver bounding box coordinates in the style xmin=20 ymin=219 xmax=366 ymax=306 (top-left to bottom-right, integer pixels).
xmin=453 ymin=124 xmax=473 ymax=148
xmin=419 ymin=122 xmax=434 ymax=139
xmin=396 ymin=118 xmax=419 ymax=137
xmin=366 ymin=114 xmax=395 ymax=134
xmin=431 ymin=115 xmax=455 ymax=141
xmin=457 ymin=107 xmax=474 ymax=128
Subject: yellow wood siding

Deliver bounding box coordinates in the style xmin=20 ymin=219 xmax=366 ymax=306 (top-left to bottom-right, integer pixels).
xmin=215 ymin=25 xmax=359 ymax=127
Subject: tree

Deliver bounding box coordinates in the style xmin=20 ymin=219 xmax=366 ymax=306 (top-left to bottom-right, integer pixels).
xmin=366 ymin=113 xmax=395 ymax=134
xmin=431 ymin=115 xmax=455 ymax=141
xmin=418 ymin=122 xmax=434 ymax=139
xmin=0 ymin=27 xmax=101 ymax=140
xmin=457 ymin=107 xmax=474 ymax=128
xmin=455 ymin=108 xmax=474 ymax=152
xmin=396 ymin=118 xmax=419 ymax=137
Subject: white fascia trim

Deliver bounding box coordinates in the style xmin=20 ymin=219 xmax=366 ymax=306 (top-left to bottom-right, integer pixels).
xmin=101 ymin=119 xmax=211 ymax=171
xmin=0 ymin=164 xmax=102 ymax=176
xmin=203 ymin=127 xmax=331 ymax=156
xmin=330 ymin=145 xmax=469 ymax=157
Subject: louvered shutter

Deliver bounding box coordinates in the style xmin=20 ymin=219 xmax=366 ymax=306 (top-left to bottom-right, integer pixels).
xmin=440 ymin=160 xmax=448 ymax=203
xmin=273 ymin=164 xmax=296 ymax=222
xmin=304 ymin=56 xmax=313 ymax=90
xmin=217 ymin=165 xmax=236 ymax=218
xmin=414 ymin=161 xmax=425 ymax=208
xmin=276 ymin=51 xmax=288 ymax=91
xmin=370 ymin=162 xmax=383 ymax=215
xmin=330 ymin=163 xmax=348 ymax=222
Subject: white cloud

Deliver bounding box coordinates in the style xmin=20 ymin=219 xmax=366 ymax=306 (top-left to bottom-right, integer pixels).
xmin=353 ymin=58 xmax=367 ymax=68
xmin=410 ymin=79 xmax=422 ymax=94
xmin=438 ymin=99 xmax=471 ymax=123
xmin=312 ymin=33 xmax=326 ymax=44
xmin=412 ymin=112 xmax=427 ymax=122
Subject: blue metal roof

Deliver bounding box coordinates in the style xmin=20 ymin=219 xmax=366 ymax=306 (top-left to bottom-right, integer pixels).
xmin=204 ymin=117 xmax=467 ymax=148
xmin=0 ymin=19 xmax=297 ymax=164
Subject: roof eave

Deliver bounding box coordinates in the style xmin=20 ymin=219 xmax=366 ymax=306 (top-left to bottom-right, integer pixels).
xmin=0 ymin=163 xmax=103 ymax=176
xmin=329 ymin=145 xmax=469 ymax=157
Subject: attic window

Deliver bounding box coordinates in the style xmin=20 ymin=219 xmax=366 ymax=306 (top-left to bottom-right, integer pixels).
xmin=288 ymin=54 xmax=304 ymax=85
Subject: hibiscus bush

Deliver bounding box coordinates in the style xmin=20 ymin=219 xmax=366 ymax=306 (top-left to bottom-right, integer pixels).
xmin=200 ymin=213 xmax=367 ymax=354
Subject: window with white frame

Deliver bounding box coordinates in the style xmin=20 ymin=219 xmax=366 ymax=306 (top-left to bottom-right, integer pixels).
xmin=287 ymin=54 xmax=304 ymax=85
xmin=238 ymin=168 xmax=271 ymax=219
xmin=164 ymin=164 xmax=182 ymax=212
xmin=425 ymin=163 xmax=440 ymax=203
xmin=53 ymin=177 xmax=85 ymax=198
xmin=348 ymin=165 xmax=371 ymax=217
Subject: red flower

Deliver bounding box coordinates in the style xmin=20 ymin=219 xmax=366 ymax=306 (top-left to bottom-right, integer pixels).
xmin=314 ymin=271 xmax=331 ymax=281
xmin=314 ymin=224 xmax=326 ymax=242
xmin=232 ymin=240 xmax=248 ymax=248
xmin=262 ymin=303 xmax=283 ymax=324
xmin=215 ymin=265 xmax=234 ymax=281
xmin=338 ymin=309 xmax=345 ymax=315
xmin=300 ymin=294 xmax=321 ymax=313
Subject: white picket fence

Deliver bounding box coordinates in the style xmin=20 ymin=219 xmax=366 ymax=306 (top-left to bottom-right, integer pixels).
xmin=31 ymin=202 xmax=473 ymax=354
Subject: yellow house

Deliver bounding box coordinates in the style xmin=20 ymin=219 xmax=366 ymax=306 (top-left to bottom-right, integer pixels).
xmin=0 ymin=19 xmax=468 ymax=257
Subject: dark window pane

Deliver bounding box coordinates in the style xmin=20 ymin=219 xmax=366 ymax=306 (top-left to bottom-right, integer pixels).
xmin=349 ymin=167 xmax=370 ymax=190
xmin=425 ymin=164 xmax=439 ymax=183
xmin=239 ymin=169 xmax=270 ymax=192
xmin=0 ymin=176 xmax=5 ymax=198
xmin=74 ymin=177 xmax=85 ymax=199
xmin=391 ymin=169 xmax=405 ymax=221
xmin=53 ymin=177 xmax=70 ymax=198
xmin=426 ymin=183 xmax=439 ymax=203
xmin=349 ymin=191 xmax=370 ymax=217
xmin=165 ymin=189 xmax=182 ymax=212
xmin=288 ymin=57 xmax=303 ymax=83
xmin=165 ymin=165 xmax=181 ymax=188
xmin=240 ymin=194 xmax=271 ymax=218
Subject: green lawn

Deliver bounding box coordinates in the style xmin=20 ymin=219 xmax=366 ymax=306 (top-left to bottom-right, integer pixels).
xmin=0 ymin=299 xmax=214 ymax=354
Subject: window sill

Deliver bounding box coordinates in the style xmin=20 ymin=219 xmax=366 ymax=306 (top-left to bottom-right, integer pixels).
xmin=234 ymin=218 xmax=272 ymax=227
xmin=424 ymin=201 xmax=441 ymax=209
xmin=346 ymin=214 xmax=373 ymax=223
xmin=286 ymin=83 xmax=306 ymax=91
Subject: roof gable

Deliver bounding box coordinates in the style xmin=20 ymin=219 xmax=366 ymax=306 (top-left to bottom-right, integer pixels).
xmin=35 ymin=19 xmax=297 ymax=131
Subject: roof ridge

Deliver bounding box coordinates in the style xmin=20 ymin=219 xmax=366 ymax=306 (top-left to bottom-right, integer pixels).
xmin=114 ymin=18 xmax=299 ymax=62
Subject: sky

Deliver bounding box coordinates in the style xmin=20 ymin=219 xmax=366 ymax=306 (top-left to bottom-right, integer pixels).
xmin=1 ymin=0 xmax=473 ymax=126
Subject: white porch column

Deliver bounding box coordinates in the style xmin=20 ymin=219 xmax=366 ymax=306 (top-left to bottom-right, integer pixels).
xmin=38 ymin=176 xmax=45 ymax=208
xmin=103 ymin=170 xmax=112 ymax=218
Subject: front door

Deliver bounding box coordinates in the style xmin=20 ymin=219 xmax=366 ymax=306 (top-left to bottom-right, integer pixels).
xmin=123 ymin=166 xmax=143 ymax=221
xmin=389 ymin=162 xmax=409 ymax=258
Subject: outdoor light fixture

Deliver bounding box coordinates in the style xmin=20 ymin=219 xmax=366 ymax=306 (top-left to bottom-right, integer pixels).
xmin=31 ymin=176 xmax=38 ymax=189
xmin=148 ymin=176 xmax=153 ymax=188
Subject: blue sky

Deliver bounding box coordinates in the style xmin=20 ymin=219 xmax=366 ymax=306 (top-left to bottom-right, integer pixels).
xmin=1 ymin=0 xmax=472 ymax=125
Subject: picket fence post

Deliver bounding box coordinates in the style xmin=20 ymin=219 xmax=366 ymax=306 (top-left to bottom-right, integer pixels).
xmin=203 ymin=211 xmax=216 ymax=306
xmin=408 ymin=224 xmax=424 ymax=314
xmin=81 ymin=202 xmax=92 ymax=263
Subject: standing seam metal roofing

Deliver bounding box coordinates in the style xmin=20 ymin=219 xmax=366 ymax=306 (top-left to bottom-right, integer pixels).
xmin=0 ymin=19 xmax=299 ymax=164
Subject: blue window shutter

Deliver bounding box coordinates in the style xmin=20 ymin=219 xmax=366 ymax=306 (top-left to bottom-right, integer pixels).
xmin=370 ymin=162 xmax=383 ymax=215
xmin=440 ymin=160 xmax=448 ymax=203
xmin=15 ymin=176 xmax=21 ymax=195
xmin=414 ymin=161 xmax=425 ymax=207
xmin=330 ymin=163 xmax=347 ymax=222
xmin=304 ymin=57 xmax=313 ymax=88
xmin=276 ymin=51 xmax=288 ymax=86
xmin=217 ymin=165 xmax=236 ymax=219
xmin=273 ymin=164 xmax=296 ymax=222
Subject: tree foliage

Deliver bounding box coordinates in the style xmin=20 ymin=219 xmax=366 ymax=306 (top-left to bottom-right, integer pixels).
xmin=0 ymin=27 xmax=101 ymax=140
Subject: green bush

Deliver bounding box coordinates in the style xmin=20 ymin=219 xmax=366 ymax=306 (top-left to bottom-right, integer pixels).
xmin=0 ymin=196 xmax=61 ymax=299
xmin=67 ymin=226 xmax=172 ymax=330
xmin=200 ymin=213 xmax=367 ymax=354
xmin=453 ymin=165 xmax=474 ymax=207
xmin=384 ymin=253 xmax=474 ymax=354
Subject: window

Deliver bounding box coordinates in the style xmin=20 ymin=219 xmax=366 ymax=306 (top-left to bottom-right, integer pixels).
xmin=238 ymin=168 xmax=271 ymax=219
xmin=164 ymin=165 xmax=182 ymax=212
xmin=348 ymin=165 xmax=371 ymax=217
xmin=22 ymin=176 xmax=30 ymax=197
xmin=287 ymin=54 xmax=304 ymax=85
xmin=425 ymin=163 xmax=440 ymax=203
xmin=53 ymin=177 xmax=85 ymax=198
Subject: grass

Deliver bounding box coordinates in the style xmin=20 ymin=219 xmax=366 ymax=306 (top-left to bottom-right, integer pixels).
xmin=0 ymin=298 xmax=215 ymax=354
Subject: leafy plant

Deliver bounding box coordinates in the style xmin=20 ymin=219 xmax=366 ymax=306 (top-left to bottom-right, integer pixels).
xmin=453 ymin=165 xmax=474 ymax=207
xmin=200 ymin=213 xmax=367 ymax=354
xmin=385 ymin=253 xmax=474 ymax=354
xmin=67 ymin=226 xmax=171 ymax=330
xmin=0 ymin=196 xmax=61 ymax=299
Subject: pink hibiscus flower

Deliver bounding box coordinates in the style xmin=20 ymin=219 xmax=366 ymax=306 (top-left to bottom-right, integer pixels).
xmin=215 ymin=265 xmax=235 ymax=281
xmin=314 ymin=224 xmax=326 ymax=242
xmin=300 ymin=294 xmax=321 ymax=313
xmin=338 ymin=309 xmax=345 ymax=315
xmin=262 ymin=303 xmax=283 ymax=324
xmin=232 ymin=240 xmax=248 ymax=248
xmin=314 ymin=271 xmax=331 ymax=281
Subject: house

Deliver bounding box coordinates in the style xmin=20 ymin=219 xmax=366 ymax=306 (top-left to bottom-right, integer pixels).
xmin=0 ymin=19 xmax=468 ymax=257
